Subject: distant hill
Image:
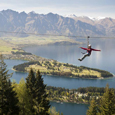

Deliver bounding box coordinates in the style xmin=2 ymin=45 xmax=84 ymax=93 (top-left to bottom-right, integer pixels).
xmin=0 ymin=9 xmax=115 ymax=37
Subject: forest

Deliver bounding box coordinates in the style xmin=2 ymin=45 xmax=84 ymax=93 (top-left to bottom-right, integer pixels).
xmin=0 ymin=54 xmax=63 ymax=115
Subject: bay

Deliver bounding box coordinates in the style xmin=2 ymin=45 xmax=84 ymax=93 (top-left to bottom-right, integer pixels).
xmin=50 ymin=102 xmax=89 ymax=115
xmin=4 ymin=38 xmax=115 ymax=115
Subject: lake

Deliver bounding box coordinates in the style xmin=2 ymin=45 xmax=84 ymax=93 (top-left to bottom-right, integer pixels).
xmin=5 ymin=38 xmax=115 ymax=115
xmin=24 ymin=38 xmax=115 ymax=74
xmin=23 ymin=38 xmax=115 ymax=89
xmin=5 ymin=59 xmax=89 ymax=115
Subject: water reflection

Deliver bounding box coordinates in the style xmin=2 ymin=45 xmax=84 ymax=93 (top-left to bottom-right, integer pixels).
xmin=23 ymin=38 xmax=115 ymax=74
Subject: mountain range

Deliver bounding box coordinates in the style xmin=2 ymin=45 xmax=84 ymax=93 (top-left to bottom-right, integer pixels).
xmin=0 ymin=9 xmax=115 ymax=37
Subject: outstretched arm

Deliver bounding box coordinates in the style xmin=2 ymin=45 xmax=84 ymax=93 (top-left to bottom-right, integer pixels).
xmin=92 ymin=48 xmax=101 ymax=51
xmin=80 ymin=47 xmax=88 ymax=50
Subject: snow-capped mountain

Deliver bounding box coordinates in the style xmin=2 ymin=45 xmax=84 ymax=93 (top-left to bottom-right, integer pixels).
xmin=64 ymin=14 xmax=106 ymax=21
xmin=0 ymin=9 xmax=115 ymax=37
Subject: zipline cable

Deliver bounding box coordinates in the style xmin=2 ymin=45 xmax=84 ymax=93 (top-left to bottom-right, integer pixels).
xmin=87 ymin=36 xmax=90 ymax=46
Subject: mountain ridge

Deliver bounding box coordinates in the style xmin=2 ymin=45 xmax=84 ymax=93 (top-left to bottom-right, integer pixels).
xmin=0 ymin=9 xmax=115 ymax=37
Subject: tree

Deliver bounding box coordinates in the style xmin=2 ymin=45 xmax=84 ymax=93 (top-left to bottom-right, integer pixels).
xmin=98 ymin=84 xmax=115 ymax=115
xmin=0 ymin=54 xmax=19 ymax=115
xmin=34 ymin=70 xmax=50 ymax=115
xmin=5 ymin=80 xmax=19 ymax=115
xmin=87 ymin=84 xmax=115 ymax=115
xmin=87 ymin=98 xmax=97 ymax=115
xmin=26 ymin=68 xmax=37 ymax=114
xmin=50 ymin=107 xmax=63 ymax=115
xmin=26 ymin=69 xmax=50 ymax=115
xmin=13 ymin=78 xmax=31 ymax=115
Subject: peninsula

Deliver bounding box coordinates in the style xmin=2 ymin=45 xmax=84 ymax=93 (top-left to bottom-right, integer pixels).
xmin=3 ymin=52 xmax=113 ymax=79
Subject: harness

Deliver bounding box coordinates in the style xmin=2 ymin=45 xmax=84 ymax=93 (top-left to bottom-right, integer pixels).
xmin=81 ymin=36 xmax=90 ymax=54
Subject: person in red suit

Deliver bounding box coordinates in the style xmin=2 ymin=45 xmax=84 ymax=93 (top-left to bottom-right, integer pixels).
xmin=78 ymin=44 xmax=101 ymax=61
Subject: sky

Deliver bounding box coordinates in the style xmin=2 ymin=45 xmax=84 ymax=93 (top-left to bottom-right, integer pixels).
xmin=0 ymin=0 xmax=115 ymax=18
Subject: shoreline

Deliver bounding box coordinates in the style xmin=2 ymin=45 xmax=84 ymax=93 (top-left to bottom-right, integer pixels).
xmin=12 ymin=66 xmax=114 ymax=80
xmin=50 ymin=100 xmax=89 ymax=105
xmin=3 ymin=53 xmax=114 ymax=80
xmin=17 ymin=40 xmax=83 ymax=49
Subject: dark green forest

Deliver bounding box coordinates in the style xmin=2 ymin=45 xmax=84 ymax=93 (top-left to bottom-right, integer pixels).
xmin=0 ymin=55 xmax=63 ymax=115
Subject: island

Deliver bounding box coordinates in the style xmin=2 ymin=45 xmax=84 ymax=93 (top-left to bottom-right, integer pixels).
xmin=3 ymin=52 xmax=113 ymax=79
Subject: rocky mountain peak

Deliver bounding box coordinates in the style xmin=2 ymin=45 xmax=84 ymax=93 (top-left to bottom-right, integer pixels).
xmin=0 ymin=9 xmax=114 ymax=37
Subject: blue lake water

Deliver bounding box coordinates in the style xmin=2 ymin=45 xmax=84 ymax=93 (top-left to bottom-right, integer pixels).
xmin=5 ymin=38 xmax=115 ymax=115
xmin=50 ymin=102 xmax=89 ymax=115
xmin=23 ymin=38 xmax=115 ymax=89
xmin=24 ymin=38 xmax=115 ymax=74
xmin=7 ymin=60 xmax=115 ymax=90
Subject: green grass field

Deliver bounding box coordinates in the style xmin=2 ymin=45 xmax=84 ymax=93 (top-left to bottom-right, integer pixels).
xmin=0 ymin=39 xmax=18 ymax=54
xmin=2 ymin=36 xmax=82 ymax=46
xmin=25 ymin=60 xmax=101 ymax=78
xmin=0 ymin=36 xmax=82 ymax=54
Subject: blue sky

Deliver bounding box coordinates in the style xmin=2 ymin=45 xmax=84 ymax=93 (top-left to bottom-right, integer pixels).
xmin=0 ymin=0 xmax=115 ymax=18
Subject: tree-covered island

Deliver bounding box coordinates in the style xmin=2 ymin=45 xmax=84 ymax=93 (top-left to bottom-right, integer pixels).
xmin=3 ymin=53 xmax=113 ymax=79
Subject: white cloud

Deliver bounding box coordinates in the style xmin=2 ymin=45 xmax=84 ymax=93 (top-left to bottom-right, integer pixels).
xmin=0 ymin=3 xmax=13 ymax=9
xmin=0 ymin=0 xmax=114 ymax=18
